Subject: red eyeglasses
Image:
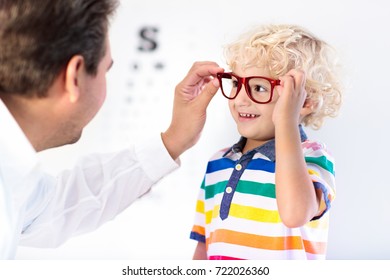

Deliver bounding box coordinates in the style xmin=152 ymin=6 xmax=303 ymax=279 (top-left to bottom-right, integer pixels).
xmin=217 ymin=72 xmax=281 ymax=104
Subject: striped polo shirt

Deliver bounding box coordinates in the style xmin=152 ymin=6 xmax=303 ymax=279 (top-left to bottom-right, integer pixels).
xmin=190 ymin=127 xmax=335 ymax=260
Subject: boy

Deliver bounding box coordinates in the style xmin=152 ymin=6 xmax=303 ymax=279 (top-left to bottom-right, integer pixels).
xmin=190 ymin=24 xmax=342 ymax=260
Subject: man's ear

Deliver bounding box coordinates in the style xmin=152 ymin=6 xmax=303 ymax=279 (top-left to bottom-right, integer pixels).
xmin=64 ymin=55 xmax=85 ymax=103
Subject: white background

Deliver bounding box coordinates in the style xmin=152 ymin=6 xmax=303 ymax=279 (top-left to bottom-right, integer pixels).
xmin=16 ymin=0 xmax=390 ymax=259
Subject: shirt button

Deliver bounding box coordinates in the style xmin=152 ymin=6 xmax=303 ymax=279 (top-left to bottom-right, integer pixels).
xmin=226 ymin=186 xmax=233 ymax=194
xmin=235 ymin=164 xmax=242 ymax=171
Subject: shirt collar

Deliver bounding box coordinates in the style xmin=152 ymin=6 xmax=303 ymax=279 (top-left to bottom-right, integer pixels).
xmin=223 ymin=125 xmax=308 ymax=162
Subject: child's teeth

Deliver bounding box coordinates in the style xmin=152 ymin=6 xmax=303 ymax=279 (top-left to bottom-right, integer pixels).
xmin=240 ymin=113 xmax=257 ymax=118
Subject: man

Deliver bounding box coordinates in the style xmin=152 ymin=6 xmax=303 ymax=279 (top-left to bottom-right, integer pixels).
xmin=0 ymin=0 xmax=222 ymax=258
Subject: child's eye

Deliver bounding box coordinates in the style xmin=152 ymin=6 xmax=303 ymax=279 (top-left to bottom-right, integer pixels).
xmin=253 ymin=84 xmax=267 ymax=93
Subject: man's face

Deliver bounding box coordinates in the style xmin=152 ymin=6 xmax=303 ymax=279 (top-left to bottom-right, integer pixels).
xmin=57 ymin=38 xmax=113 ymax=147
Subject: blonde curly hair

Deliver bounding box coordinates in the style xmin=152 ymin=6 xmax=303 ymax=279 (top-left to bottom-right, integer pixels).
xmin=224 ymin=24 xmax=343 ymax=129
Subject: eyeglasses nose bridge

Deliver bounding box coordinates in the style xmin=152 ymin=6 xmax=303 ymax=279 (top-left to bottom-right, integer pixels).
xmin=242 ymin=76 xmax=249 ymax=93
xmin=239 ymin=76 xmax=252 ymax=98
xmin=233 ymin=76 xmax=252 ymax=102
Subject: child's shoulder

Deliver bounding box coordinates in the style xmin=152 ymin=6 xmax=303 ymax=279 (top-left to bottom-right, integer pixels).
xmin=302 ymin=139 xmax=334 ymax=159
xmin=208 ymin=147 xmax=232 ymax=161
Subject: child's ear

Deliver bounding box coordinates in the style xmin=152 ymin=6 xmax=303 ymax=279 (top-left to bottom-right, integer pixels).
xmin=300 ymin=99 xmax=315 ymax=117
xmin=64 ymin=55 xmax=85 ymax=103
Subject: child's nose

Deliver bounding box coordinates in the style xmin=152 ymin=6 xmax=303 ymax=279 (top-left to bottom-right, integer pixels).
xmin=234 ymin=86 xmax=252 ymax=106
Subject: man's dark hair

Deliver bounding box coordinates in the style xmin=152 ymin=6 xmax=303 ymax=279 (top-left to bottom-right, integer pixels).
xmin=0 ymin=0 xmax=118 ymax=97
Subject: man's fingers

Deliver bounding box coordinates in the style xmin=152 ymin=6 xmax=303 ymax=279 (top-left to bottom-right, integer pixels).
xmin=195 ymin=78 xmax=220 ymax=108
xmin=184 ymin=62 xmax=224 ymax=86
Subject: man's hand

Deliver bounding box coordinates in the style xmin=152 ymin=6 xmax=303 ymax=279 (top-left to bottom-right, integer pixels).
xmin=162 ymin=61 xmax=223 ymax=160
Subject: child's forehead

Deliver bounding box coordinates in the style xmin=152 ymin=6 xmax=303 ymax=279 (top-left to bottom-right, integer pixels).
xmin=228 ymin=50 xmax=290 ymax=79
xmin=231 ymin=64 xmax=272 ymax=77
xmin=230 ymin=51 xmax=270 ymax=69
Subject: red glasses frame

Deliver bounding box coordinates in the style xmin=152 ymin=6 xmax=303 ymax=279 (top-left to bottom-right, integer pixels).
xmin=217 ymin=72 xmax=281 ymax=104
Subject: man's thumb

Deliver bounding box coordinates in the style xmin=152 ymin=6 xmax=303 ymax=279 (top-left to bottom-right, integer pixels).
xmin=196 ymin=79 xmax=220 ymax=108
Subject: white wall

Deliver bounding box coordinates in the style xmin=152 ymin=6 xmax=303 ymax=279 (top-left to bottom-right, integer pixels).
xmin=16 ymin=0 xmax=390 ymax=259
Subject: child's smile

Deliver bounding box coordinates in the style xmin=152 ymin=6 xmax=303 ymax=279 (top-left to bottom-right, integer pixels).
xmin=238 ymin=112 xmax=261 ymax=121
xmin=238 ymin=112 xmax=260 ymax=119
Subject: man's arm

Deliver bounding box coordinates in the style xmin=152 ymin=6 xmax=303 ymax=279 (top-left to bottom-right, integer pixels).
xmin=162 ymin=61 xmax=223 ymax=160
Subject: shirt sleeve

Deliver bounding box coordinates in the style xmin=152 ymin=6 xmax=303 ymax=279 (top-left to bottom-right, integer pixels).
xmin=303 ymin=141 xmax=336 ymax=220
xmin=190 ymin=178 xmax=207 ymax=243
xmin=19 ymin=134 xmax=179 ymax=247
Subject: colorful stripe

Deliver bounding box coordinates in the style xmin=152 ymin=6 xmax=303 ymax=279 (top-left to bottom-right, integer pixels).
xmin=207 ymin=229 xmax=304 ymax=251
xmin=204 ymin=180 xmax=275 ymax=199
xmin=305 ymin=156 xmax=335 ymax=174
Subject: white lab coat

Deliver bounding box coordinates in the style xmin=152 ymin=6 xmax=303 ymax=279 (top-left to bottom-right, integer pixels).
xmin=0 ymin=100 xmax=179 ymax=259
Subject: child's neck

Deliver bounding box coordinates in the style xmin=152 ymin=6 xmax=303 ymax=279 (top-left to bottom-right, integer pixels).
xmin=243 ymin=138 xmax=270 ymax=154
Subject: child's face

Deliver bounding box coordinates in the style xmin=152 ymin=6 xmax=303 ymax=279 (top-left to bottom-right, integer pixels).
xmin=229 ymin=65 xmax=278 ymax=150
